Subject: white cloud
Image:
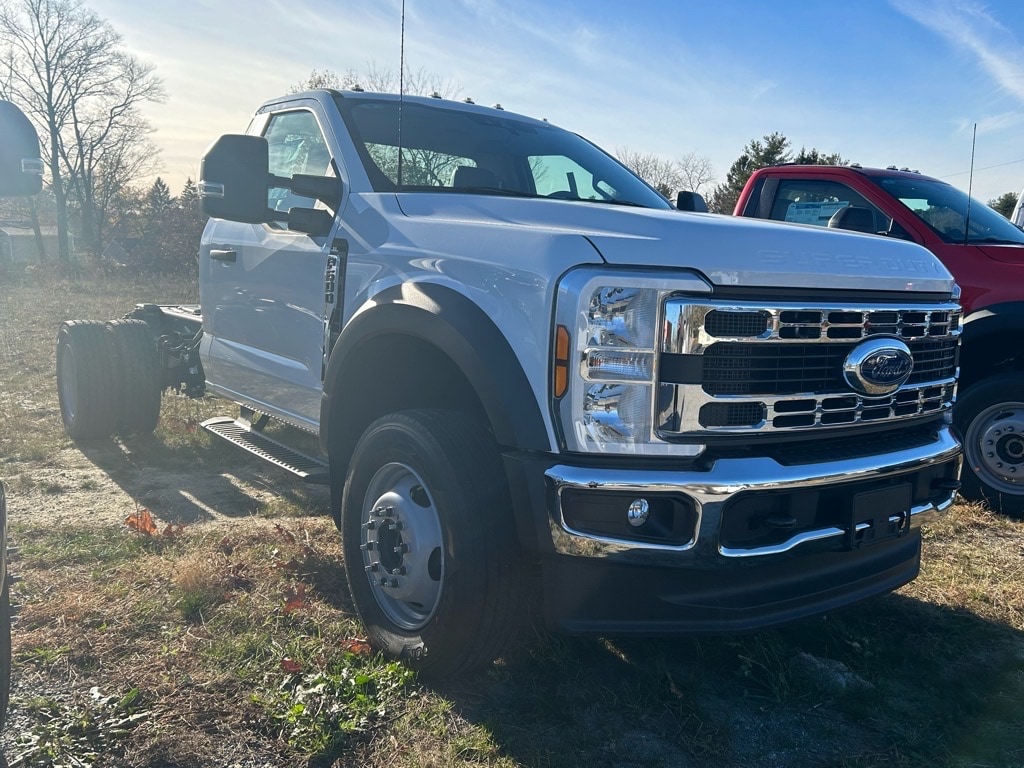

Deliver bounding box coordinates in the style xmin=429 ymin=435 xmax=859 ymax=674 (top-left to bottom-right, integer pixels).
xmin=892 ymin=0 xmax=1024 ymax=103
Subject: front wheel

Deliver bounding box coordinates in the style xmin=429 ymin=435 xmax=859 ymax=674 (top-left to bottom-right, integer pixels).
xmin=341 ymin=410 xmax=525 ymax=678
xmin=955 ymin=373 xmax=1024 ymax=517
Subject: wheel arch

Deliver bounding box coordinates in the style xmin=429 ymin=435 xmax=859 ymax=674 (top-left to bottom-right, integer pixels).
xmin=321 ymin=282 xmax=550 ymax=521
xmin=958 ymin=302 xmax=1024 ymax=390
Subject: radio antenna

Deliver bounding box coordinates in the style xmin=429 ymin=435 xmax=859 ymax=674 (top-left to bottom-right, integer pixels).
xmin=963 ymin=122 xmax=976 ymax=246
xmin=396 ymin=0 xmax=406 ymax=190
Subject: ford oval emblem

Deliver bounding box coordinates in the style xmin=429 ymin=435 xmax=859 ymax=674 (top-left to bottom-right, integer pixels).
xmin=843 ymin=338 xmax=914 ymax=396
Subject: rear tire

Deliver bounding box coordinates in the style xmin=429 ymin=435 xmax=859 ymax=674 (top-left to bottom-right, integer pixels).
xmin=56 ymin=321 xmax=119 ymax=441
xmin=0 ymin=483 xmax=11 ymax=731
xmin=955 ymin=373 xmax=1024 ymax=518
xmin=106 ymin=319 xmax=161 ymax=435
xmin=341 ymin=409 xmax=525 ymax=678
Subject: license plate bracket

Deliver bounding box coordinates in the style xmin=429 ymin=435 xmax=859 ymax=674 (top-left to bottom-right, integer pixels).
xmin=847 ymin=483 xmax=912 ymax=549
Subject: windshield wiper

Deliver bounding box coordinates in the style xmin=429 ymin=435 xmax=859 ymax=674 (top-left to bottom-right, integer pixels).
xmin=455 ymin=186 xmax=544 ymax=199
xmin=573 ymin=197 xmax=649 ymax=208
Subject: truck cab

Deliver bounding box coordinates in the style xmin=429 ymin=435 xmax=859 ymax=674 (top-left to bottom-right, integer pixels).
xmin=737 ymin=164 xmax=1024 ymax=515
xmin=57 ymin=93 xmax=964 ymax=676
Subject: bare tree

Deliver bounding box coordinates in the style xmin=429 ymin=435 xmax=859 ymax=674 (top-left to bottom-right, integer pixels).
xmin=676 ymin=152 xmax=716 ymax=196
xmin=616 ymin=148 xmax=715 ymax=199
xmin=0 ymin=0 xmax=164 ymax=262
xmin=291 ymin=64 xmax=461 ymax=99
xmin=616 ymin=149 xmax=680 ymax=198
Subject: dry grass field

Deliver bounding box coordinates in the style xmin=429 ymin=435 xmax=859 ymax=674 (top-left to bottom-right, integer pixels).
xmin=1 ymin=266 xmax=1023 ymax=767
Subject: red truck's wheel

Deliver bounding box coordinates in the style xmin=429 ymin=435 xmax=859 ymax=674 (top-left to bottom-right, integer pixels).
xmin=341 ymin=409 xmax=526 ymax=678
xmin=56 ymin=321 xmax=120 ymax=441
xmin=955 ymin=374 xmax=1024 ymax=518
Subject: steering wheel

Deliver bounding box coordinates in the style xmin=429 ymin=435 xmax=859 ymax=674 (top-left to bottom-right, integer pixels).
xmin=546 ymin=190 xmax=577 ymax=199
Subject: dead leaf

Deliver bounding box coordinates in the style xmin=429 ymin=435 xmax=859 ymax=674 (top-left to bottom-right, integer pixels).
xmin=163 ymin=523 xmax=185 ymax=538
xmin=125 ymin=508 xmax=157 ymax=536
xmin=341 ymin=638 xmax=373 ymax=656
xmin=274 ymin=524 xmax=296 ymax=543
xmin=275 ymin=557 xmax=301 ymax=573
xmin=283 ymin=583 xmax=308 ymax=614
xmin=280 ymin=657 xmax=303 ymax=673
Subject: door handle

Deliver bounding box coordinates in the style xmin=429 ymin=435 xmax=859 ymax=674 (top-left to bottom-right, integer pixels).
xmin=210 ymin=248 xmax=237 ymax=262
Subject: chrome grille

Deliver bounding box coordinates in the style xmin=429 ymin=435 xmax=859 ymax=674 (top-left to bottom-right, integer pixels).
xmin=658 ymin=299 xmax=960 ymax=437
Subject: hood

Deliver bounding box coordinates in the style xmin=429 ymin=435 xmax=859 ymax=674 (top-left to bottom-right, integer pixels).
xmin=396 ymin=194 xmax=955 ymax=294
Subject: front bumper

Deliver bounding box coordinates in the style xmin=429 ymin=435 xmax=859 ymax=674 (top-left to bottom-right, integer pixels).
xmin=504 ymin=424 xmax=961 ymax=633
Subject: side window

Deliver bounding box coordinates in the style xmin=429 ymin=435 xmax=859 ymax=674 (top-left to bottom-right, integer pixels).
xmin=771 ymin=179 xmax=891 ymax=235
xmin=263 ymin=110 xmax=333 ymax=217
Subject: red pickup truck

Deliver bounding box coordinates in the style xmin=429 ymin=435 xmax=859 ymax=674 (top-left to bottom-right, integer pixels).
xmin=735 ymin=164 xmax=1024 ymax=516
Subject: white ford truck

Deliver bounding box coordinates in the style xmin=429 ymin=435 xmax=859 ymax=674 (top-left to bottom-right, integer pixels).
xmin=57 ymin=90 xmax=963 ymax=676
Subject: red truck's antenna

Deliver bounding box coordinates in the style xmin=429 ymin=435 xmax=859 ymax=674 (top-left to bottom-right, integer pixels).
xmin=964 ymin=122 xmax=977 ymax=246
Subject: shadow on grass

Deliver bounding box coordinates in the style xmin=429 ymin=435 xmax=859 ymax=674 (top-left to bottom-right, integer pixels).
xmin=75 ymin=428 xmax=331 ymax=526
xmin=417 ymin=593 xmax=1024 ymax=768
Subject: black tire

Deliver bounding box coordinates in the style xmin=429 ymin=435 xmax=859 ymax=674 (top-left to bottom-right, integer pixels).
xmin=341 ymin=409 xmax=526 ymax=678
xmin=0 ymin=483 xmax=11 ymax=731
xmin=56 ymin=320 xmax=119 ymax=441
xmin=106 ymin=319 xmax=161 ymax=435
xmin=954 ymin=373 xmax=1024 ymax=517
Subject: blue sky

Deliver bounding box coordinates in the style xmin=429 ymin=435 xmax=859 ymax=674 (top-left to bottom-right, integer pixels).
xmin=87 ymin=0 xmax=1024 ymax=204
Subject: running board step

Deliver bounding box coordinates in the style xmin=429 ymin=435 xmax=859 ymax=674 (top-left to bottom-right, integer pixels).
xmin=201 ymin=416 xmax=329 ymax=484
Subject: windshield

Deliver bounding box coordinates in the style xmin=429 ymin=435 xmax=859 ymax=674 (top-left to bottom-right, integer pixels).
xmin=335 ymin=95 xmax=672 ymax=210
xmin=868 ymin=175 xmax=1024 ymax=245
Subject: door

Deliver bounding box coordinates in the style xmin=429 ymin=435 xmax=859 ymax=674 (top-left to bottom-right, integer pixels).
xmin=201 ymin=107 xmax=339 ymax=429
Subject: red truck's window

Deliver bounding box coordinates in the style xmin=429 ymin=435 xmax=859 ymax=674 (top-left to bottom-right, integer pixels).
xmin=771 ymin=179 xmax=891 ymax=235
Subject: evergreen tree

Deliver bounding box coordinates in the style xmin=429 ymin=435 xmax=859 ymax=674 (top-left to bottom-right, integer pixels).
xmin=145 ymin=177 xmax=174 ymax=214
xmin=988 ymin=191 xmax=1019 ymax=219
xmin=707 ymin=134 xmax=845 ymax=213
xmin=707 ymin=132 xmax=791 ymax=213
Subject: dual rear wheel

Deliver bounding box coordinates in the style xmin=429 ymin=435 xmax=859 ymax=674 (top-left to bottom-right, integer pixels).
xmin=56 ymin=319 xmax=161 ymax=440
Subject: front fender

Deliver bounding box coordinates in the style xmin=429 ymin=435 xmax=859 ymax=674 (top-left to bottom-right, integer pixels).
xmin=321 ymin=281 xmax=551 ymax=461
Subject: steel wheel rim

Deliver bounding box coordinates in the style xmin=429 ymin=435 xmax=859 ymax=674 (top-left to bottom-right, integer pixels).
xmin=360 ymin=462 xmax=444 ymax=631
xmin=965 ymin=400 xmax=1024 ymax=495
xmin=58 ymin=343 xmax=79 ymax=423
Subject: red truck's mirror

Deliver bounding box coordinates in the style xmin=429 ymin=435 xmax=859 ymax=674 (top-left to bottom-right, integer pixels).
xmin=200 ymin=134 xmax=273 ymax=223
xmin=0 ymin=101 xmax=43 ymax=197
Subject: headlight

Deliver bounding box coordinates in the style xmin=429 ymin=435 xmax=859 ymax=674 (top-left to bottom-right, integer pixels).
xmin=553 ymin=268 xmax=712 ymax=455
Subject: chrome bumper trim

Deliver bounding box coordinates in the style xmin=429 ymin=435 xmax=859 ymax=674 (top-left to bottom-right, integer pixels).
xmin=546 ymin=425 xmax=961 ymax=561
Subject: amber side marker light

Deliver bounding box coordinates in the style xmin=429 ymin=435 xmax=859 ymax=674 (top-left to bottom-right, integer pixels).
xmin=553 ymin=325 xmax=570 ymax=398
